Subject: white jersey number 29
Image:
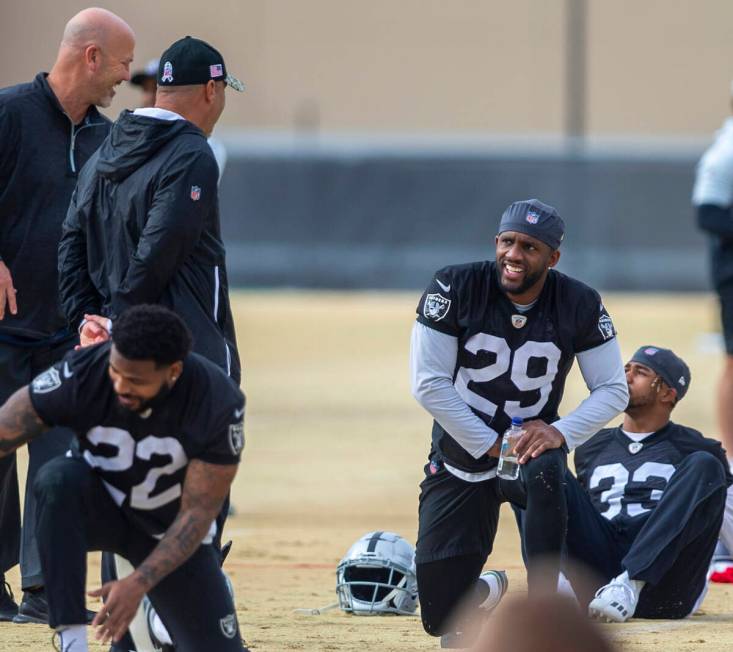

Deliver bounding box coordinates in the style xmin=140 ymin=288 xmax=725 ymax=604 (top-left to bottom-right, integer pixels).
xmin=454 ymin=334 xmax=561 ymax=419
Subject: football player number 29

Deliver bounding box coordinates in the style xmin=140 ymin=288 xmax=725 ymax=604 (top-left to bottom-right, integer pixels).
xmin=454 ymin=334 xmax=561 ymax=419
xmin=83 ymin=426 xmax=187 ymax=510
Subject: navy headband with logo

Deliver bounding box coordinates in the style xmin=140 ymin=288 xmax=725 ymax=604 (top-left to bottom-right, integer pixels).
xmin=497 ymin=198 xmax=565 ymax=250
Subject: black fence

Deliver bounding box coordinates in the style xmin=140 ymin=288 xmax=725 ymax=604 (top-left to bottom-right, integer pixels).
xmin=218 ymin=138 xmax=710 ymax=291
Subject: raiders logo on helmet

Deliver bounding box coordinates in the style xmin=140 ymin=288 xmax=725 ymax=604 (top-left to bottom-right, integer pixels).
xmin=336 ymin=531 xmax=419 ymax=616
xmin=423 ymin=293 xmax=451 ymax=322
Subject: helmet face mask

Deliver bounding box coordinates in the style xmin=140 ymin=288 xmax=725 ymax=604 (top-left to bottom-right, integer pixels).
xmin=336 ymin=531 xmax=419 ymax=615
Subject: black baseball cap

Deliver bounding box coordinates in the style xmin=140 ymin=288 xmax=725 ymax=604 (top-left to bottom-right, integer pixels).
xmin=497 ymin=199 xmax=565 ymax=250
xmin=630 ymin=345 xmax=691 ymax=400
xmin=157 ymin=36 xmax=244 ymax=91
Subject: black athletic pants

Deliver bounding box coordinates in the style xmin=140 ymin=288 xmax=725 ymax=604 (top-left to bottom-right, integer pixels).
xmin=560 ymin=450 xmax=727 ymax=618
xmin=415 ymin=449 xmax=567 ymax=637
xmin=34 ymin=456 xmax=244 ymax=651
xmin=0 ymin=338 xmax=75 ymax=588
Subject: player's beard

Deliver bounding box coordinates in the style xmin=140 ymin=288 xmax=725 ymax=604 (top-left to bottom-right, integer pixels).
xmin=626 ymin=389 xmax=655 ymax=413
xmin=117 ymin=382 xmax=174 ymax=414
xmin=496 ymin=263 xmax=546 ymax=297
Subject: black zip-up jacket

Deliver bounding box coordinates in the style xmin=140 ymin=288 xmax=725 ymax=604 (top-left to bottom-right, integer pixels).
xmin=0 ymin=73 xmax=110 ymax=342
xmin=58 ymin=110 xmax=241 ymax=383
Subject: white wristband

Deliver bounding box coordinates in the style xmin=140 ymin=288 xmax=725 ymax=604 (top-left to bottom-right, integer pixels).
xmin=78 ymin=317 xmax=112 ymax=335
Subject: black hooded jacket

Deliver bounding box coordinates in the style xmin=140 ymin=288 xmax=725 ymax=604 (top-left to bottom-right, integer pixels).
xmin=58 ymin=110 xmax=240 ymax=383
xmin=0 ymin=73 xmax=110 ymax=342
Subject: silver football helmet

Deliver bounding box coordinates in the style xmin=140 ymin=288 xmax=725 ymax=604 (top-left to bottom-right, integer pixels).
xmin=336 ymin=531 xmax=419 ymax=615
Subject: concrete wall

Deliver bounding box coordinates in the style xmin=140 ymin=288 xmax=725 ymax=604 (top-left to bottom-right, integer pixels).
xmin=0 ymin=2 xmax=724 ymax=290
xmin=1 ymin=1 xmax=733 ymax=135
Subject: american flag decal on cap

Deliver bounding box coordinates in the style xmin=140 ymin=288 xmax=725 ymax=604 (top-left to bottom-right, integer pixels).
xmin=210 ymin=64 xmax=223 ymax=78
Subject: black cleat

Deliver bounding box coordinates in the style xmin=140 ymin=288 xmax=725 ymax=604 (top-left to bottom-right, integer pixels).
xmin=13 ymin=587 xmax=94 ymax=624
xmin=13 ymin=588 xmax=48 ymax=624
xmin=0 ymin=579 xmax=18 ymax=622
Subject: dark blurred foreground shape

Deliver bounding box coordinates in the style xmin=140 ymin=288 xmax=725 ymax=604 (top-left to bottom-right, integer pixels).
xmin=471 ymin=593 xmax=618 ymax=652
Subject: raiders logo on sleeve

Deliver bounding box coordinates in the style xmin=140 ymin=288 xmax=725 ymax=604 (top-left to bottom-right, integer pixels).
xmin=423 ymin=293 xmax=451 ymax=322
xmin=31 ymin=367 xmax=62 ymax=394
xmin=228 ymin=421 xmax=244 ymax=455
xmin=597 ymin=306 xmax=616 ymax=341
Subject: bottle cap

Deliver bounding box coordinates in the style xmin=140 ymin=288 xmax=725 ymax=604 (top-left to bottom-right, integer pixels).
xmin=511 ymin=417 xmax=523 ymax=426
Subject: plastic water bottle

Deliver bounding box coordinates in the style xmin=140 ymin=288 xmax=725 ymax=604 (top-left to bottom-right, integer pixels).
xmin=497 ymin=417 xmax=523 ymax=480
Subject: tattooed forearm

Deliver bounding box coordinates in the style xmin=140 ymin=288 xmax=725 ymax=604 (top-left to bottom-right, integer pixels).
xmin=133 ymin=460 xmax=238 ymax=591
xmin=135 ymin=511 xmax=209 ymax=589
xmin=0 ymin=387 xmax=49 ymax=456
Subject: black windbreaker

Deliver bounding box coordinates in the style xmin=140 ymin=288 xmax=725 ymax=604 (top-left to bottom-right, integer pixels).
xmin=58 ymin=110 xmax=241 ymax=383
xmin=0 ymin=73 xmax=110 ymax=342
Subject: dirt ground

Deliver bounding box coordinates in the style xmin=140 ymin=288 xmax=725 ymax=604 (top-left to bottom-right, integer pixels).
xmin=2 ymin=291 xmax=733 ymax=651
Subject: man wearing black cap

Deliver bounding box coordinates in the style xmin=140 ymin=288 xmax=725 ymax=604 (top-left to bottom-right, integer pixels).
xmin=59 ymin=35 xmax=243 ymax=383
xmin=565 ymin=346 xmax=731 ymax=622
xmin=410 ymin=198 xmax=628 ymax=647
xmin=129 ymin=57 xmax=228 ymax=179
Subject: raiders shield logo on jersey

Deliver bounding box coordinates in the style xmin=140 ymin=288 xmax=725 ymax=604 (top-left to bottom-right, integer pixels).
xmin=219 ymin=614 xmax=238 ymax=639
xmin=31 ymin=367 xmax=62 ymax=394
xmin=228 ymin=422 xmax=245 ymax=455
xmin=424 ymin=293 xmax=451 ymax=322
xmin=597 ymin=313 xmax=615 ymax=340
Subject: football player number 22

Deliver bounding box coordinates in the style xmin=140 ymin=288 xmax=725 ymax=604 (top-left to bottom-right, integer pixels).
xmin=454 ymin=334 xmax=561 ymax=419
xmin=83 ymin=426 xmax=188 ymax=510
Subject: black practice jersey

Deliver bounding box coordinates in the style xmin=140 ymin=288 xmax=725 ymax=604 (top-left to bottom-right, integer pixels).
xmin=575 ymin=422 xmax=732 ymax=538
xmin=29 ymin=342 xmax=245 ymax=539
xmin=416 ymin=261 xmax=616 ymax=473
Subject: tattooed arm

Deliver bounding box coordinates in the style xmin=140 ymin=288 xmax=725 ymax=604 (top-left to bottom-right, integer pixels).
xmin=89 ymin=459 xmax=238 ymax=643
xmin=0 ymin=387 xmax=50 ymax=457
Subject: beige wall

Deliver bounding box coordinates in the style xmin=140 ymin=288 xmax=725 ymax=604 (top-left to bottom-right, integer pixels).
xmin=1 ymin=0 xmax=732 ymax=135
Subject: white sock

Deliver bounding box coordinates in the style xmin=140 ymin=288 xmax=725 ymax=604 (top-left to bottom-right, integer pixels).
xmin=476 ymin=571 xmax=506 ymax=611
xmin=56 ymin=624 xmax=89 ymax=652
xmin=616 ymin=570 xmax=645 ymax=600
xmin=151 ymin=610 xmax=174 ymax=645
xmin=556 ymin=571 xmax=578 ymax=604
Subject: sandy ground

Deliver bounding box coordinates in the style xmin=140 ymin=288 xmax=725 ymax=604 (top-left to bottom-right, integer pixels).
xmin=2 ymin=291 xmax=733 ymax=651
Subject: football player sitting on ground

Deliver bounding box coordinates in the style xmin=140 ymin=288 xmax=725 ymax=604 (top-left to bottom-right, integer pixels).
xmin=0 ymin=305 xmax=248 ymax=652
xmin=545 ymin=346 xmax=731 ymax=622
